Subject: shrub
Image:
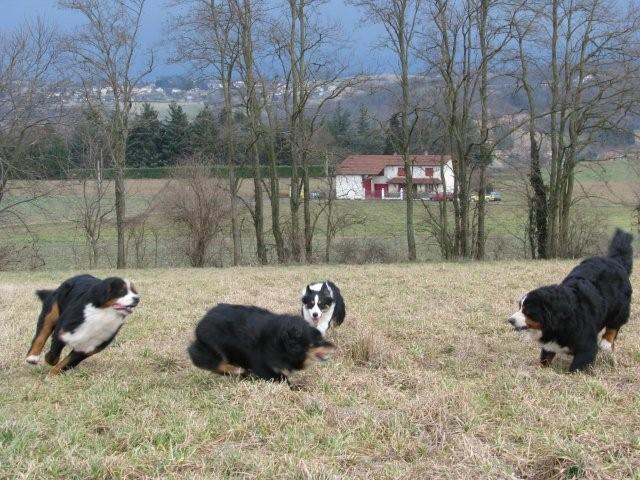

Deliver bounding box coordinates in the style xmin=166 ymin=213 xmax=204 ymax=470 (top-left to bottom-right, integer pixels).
xmin=161 ymin=156 xmax=230 ymax=267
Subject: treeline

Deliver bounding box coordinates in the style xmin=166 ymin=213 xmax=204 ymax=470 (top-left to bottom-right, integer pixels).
xmin=27 ymin=101 xmax=388 ymax=176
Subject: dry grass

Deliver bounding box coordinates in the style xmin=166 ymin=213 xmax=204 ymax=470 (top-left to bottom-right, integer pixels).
xmin=1 ymin=261 xmax=639 ymax=479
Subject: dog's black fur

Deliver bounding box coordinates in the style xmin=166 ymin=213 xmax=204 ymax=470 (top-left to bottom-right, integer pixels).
xmin=188 ymin=304 xmax=335 ymax=384
xmin=27 ymin=275 xmax=139 ymax=375
xmin=509 ymin=229 xmax=633 ymax=372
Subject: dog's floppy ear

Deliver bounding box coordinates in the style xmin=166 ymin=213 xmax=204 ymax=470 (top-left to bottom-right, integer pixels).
xmin=90 ymin=281 xmax=112 ymax=307
xmin=527 ymin=287 xmax=572 ymax=331
xmin=90 ymin=277 xmax=122 ymax=307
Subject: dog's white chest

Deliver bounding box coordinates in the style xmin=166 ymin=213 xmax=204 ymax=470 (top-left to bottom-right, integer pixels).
xmin=303 ymin=304 xmax=335 ymax=335
xmin=60 ymin=305 xmax=123 ymax=353
xmin=541 ymin=341 xmax=571 ymax=354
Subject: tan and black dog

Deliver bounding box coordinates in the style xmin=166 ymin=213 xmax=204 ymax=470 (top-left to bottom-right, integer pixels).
xmin=26 ymin=275 xmax=139 ymax=375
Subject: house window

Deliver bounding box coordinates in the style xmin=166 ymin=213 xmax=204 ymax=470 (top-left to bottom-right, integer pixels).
xmin=425 ymin=168 xmax=434 ymax=177
xmin=397 ymin=167 xmax=405 ymax=176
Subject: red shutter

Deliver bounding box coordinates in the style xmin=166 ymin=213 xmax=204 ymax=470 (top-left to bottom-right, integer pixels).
xmin=397 ymin=167 xmax=405 ymax=176
xmin=425 ymin=168 xmax=434 ymax=177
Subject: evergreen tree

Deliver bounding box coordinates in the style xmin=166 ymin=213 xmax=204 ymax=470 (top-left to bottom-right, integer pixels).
xmin=384 ymin=113 xmax=401 ymax=155
xmin=29 ymin=132 xmax=69 ymax=177
xmin=354 ymin=104 xmax=383 ymax=154
xmin=327 ymin=103 xmax=352 ymax=148
xmin=191 ymin=106 xmax=219 ymax=159
xmin=162 ymin=102 xmax=192 ymax=165
xmin=126 ymin=103 xmax=162 ymax=167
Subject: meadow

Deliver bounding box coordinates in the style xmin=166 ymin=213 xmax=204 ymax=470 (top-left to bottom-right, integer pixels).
xmin=1 ymin=261 xmax=639 ymax=479
xmin=1 ymin=158 xmax=638 ymax=270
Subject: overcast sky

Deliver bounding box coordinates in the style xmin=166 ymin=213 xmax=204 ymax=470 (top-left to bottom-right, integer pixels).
xmin=1 ymin=0 xmax=390 ymax=78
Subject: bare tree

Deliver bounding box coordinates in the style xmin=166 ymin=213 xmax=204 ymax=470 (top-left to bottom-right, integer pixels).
xmin=257 ymin=72 xmax=288 ymax=263
xmin=162 ymin=156 xmax=230 ymax=267
xmin=510 ymin=0 xmax=640 ymax=257
xmin=420 ymin=0 xmax=511 ymax=259
xmin=316 ymin=152 xmax=367 ymax=262
xmin=511 ymin=5 xmax=548 ymax=258
xmin=168 ymin=0 xmax=243 ymax=265
xmin=231 ymin=0 xmax=268 ymax=264
xmin=350 ymin=0 xmax=422 ymax=261
xmin=65 ymin=108 xmax=114 ymax=268
xmin=59 ymin=0 xmax=154 ymax=268
xmin=270 ymin=0 xmax=365 ymax=261
xmin=0 ymin=20 xmax=62 ymax=258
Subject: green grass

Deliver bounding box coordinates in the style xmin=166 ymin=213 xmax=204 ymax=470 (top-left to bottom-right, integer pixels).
xmin=575 ymin=158 xmax=640 ymax=183
xmin=1 ymin=262 xmax=639 ymax=478
xmin=1 ymin=158 xmax=639 ymax=270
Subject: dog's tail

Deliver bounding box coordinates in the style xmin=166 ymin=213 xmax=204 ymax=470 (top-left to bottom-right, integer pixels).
xmin=35 ymin=289 xmax=55 ymax=303
xmin=187 ymin=338 xmax=221 ymax=371
xmin=607 ymin=228 xmax=634 ymax=275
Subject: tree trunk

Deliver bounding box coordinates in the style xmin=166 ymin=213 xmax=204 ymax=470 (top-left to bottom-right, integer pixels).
xmin=303 ymin=156 xmax=313 ymax=261
xmin=476 ymin=166 xmax=487 ymax=259
xmin=238 ymin=0 xmax=267 ymax=265
xmin=474 ymin=0 xmax=490 ymax=260
xmin=398 ymin=0 xmax=416 ymax=261
xmin=267 ymin=140 xmax=285 ymax=263
xmin=114 ymin=133 xmax=126 ymax=269
xmin=288 ymin=0 xmax=303 ymax=262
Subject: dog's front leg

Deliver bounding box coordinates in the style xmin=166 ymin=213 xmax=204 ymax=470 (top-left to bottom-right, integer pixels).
xmin=569 ymin=346 xmax=597 ymax=373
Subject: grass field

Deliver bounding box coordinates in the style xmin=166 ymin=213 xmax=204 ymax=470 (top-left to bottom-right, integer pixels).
xmin=1 ymin=261 xmax=640 ymax=479
xmin=1 ymin=158 xmax=639 ymax=270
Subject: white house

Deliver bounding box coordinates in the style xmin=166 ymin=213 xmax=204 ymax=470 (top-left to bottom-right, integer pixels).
xmin=335 ymin=154 xmax=455 ymax=200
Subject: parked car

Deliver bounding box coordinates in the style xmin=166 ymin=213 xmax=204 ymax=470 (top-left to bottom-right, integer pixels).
xmin=430 ymin=192 xmax=453 ymax=202
xmin=471 ymin=191 xmax=502 ymax=202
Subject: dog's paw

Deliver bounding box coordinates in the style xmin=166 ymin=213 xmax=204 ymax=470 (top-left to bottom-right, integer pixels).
xmin=44 ymin=353 xmax=59 ymax=366
xmin=599 ymin=338 xmax=613 ymax=353
xmin=26 ymin=355 xmax=40 ymax=365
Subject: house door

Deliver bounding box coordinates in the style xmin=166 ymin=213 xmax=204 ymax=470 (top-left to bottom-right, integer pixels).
xmin=373 ymin=183 xmax=388 ymax=198
xmin=362 ymin=178 xmax=372 ymax=198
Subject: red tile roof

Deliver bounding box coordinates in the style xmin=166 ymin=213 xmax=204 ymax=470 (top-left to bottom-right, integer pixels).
xmin=387 ymin=177 xmax=442 ymax=185
xmin=337 ymin=154 xmax=451 ymax=175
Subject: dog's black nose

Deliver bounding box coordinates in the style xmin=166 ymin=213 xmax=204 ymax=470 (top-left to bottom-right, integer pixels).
xmin=312 ymin=312 xmax=319 ymax=318
xmin=508 ymin=317 xmax=516 ymax=326
xmin=131 ymin=297 xmax=140 ymax=307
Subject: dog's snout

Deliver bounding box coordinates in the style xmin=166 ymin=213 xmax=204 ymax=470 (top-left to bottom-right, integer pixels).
xmin=131 ymin=297 xmax=140 ymax=307
xmin=312 ymin=312 xmax=319 ymax=318
xmin=508 ymin=317 xmax=516 ymax=326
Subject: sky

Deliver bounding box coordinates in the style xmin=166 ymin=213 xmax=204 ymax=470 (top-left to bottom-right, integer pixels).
xmin=0 ymin=0 xmax=390 ymax=78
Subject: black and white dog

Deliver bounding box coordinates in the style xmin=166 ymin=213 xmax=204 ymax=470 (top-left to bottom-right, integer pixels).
xmin=301 ymin=281 xmax=345 ymax=335
xmin=188 ymin=304 xmax=335 ymax=385
xmin=508 ymin=229 xmax=633 ymax=372
xmin=26 ymin=275 xmax=140 ymax=375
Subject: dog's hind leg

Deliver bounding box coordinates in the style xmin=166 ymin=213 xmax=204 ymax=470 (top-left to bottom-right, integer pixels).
xmin=600 ymin=305 xmax=630 ymax=367
xmin=26 ymin=301 xmax=60 ymax=364
xmin=540 ymin=349 xmax=556 ymax=367
xmin=188 ymin=339 xmax=244 ymax=375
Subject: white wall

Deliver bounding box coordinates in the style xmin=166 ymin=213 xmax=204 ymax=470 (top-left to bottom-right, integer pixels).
xmin=383 ymin=165 xmax=440 ymax=179
xmin=336 ymin=175 xmax=364 ymax=199
xmin=442 ymin=160 xmax=455 ymax=193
